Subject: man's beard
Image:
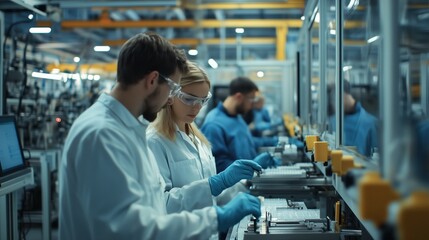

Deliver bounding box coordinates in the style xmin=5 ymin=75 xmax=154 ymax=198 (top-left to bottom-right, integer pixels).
xmin=142 ymin=108 xmax=158 ymax=122
xmin=236 ymin=103 xmax=248 ymax=115
xmin=142 ymin=87 xmax=162 ymax=122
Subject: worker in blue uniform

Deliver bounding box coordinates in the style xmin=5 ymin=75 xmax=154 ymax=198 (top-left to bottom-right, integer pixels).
xmin=201 ymin=77 xmax=280 ymax=173
xmin=247 ymin=92 xmax=284 ymax=137
xmin=328 ymin=80 xmax=378 ymax=157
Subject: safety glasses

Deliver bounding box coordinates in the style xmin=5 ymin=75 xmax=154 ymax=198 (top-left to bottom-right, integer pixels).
xmin=176 ymin=91 xmax=212 ymax=106
xmin=159 ymin=74 xmax=181 ymax=97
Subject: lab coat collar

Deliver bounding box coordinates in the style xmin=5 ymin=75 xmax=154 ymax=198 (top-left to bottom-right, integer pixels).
xmin=97 ymin=93 xmax=145 ymax=129
xmin=175 ymin=124 xmax=200 ymax=153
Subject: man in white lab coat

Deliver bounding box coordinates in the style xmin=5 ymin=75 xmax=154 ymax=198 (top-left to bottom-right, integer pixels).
xmin=59 ymin=32 xmax=261 ymax=240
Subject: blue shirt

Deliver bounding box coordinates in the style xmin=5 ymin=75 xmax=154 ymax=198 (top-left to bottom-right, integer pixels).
xmin=329 ymin=102 xmax=378 ymax=157
xmin=201 ymin=103 xmax=257 ymax=173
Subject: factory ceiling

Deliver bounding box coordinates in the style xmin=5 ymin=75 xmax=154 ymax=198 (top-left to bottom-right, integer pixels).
xmin=1 ymin=0 xmax=428 ymax=77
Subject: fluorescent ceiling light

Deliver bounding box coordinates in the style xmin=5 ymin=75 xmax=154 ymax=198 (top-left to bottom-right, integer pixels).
xmin=208 ymin=58 xmax=218 ymax=69
xmin=343 ymin=66 xmax=353 ymax=71
xmin=257 ymin=71 xmax=264 ymax=78
xmin=367 ymin=36 xmax=379 ymax=43
xmin=235 ymin=28 xmax=244 ymax=34
xmin=330 ymin=29 xmax=336 ymax=35
xmin=188 ymin=49 xmax=198 ymax=56
xmin=94 ymin=46 xmax=111 ymax=52
xmin=347 ymin=0 xmax=359 ymax=10
xmin=29 ymin=27 xmax=51 ymax=34
xmin=73 ymin=57 xmax=80 ymax=63
xmin=32 ymin=72 xmax=62 ymax=81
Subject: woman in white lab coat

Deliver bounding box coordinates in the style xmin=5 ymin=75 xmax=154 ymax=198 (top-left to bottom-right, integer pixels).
xmin=148 ymin=62 xmax=249 ymax=212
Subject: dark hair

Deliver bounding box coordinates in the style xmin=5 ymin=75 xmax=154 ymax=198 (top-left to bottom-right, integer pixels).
xmin=116 ymin=32 xmax=187 ymax=86
xmin=229 ymin=76 xmax=258 ymax=96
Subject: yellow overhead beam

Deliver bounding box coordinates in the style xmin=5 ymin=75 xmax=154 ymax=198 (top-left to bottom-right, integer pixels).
xmin=276 ymin=27 xmax=287 ymax=60
xmin=182 ymin=1 xmax=305 ymax=10
xmin=39 ymin=19 xmax=365 ymax=30
xmin=37 ymin=19 xmax=304 ymax=29
xmin=104 ymin=37 xmax=276 ymax=47
xmin=46 ymin=63 xmax=117 ymax=74
xmin=200 ymin=19 xmax=302 ymax=28
xmin=92 ymin=1 xmax=304 ymax=10
xmin=408 ymin=4 xmax=429 ymax=9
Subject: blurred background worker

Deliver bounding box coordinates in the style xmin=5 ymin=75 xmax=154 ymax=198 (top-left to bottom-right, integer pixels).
xmin=328 ymin=80 xmax=379 ymax=157
xmin=244 ymin=91 xmax=304 ymax=150
xmin=59 ymin=32 xmax=261 ymax=240
xmin=148 ymin=61 xmax=261 ymax=239
xmin=201 ymin=77 xmax=280 ymax=173
xmin=245 ymin=91 xmax=284 ymax=138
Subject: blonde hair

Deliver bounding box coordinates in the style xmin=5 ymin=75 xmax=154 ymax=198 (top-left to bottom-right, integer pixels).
xmin=152 ymin=61 xmax=211 ymax=147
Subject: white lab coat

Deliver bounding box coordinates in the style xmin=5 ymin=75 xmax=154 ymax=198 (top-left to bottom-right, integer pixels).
xmin=147 ymin=125 xmax=218 ymax=212
xmin=59 ymin=93 xmax=217 ymax=240
xmin=147 ymin=125 xmax=249 ymax=212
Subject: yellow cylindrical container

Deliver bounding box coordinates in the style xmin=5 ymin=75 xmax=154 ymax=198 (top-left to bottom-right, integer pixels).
xmin=305 ymin=135 xmax=319 ymax=151
xmin=358 ymin=171 xmax=399 ymax=227
xmin=314 ymin=141 xmax=329 ymax=163
xmin=398 ymin=191 xmax=429 ymax=240
xmin=331 ymin=150 xmax=343 ymax=174
xmin=335 ymin=201 xmax=341 ymax=232
xmin=339 ymin=155 xmax=354 ymax=176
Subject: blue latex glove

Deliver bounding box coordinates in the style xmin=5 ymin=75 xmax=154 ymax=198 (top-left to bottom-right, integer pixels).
xmin=254 ymin=152 xmax=281 ymax=169
xmin=216 ymin=193 xmax=261 ymax=232
xmin=289 ymin=137 xmax=304 ymax=149
xmin=209 ymin=160 xmax=262 ymax=196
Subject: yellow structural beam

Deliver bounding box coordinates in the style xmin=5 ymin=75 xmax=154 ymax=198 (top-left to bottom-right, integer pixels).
xmin=39 ymin=19 xmax=365 ymax=30
xmin=92 ymin=0 xmax=305 ymax=10
xmin=182 ymin=1 xmax=305 ymax=10
xmin=103 ymin=37 xmax=276 ymax=47
xmin=276 ymin=26 xmax=287 ymax=60
xmin=46 ymin=63 xmax=117 ymax=74
xmin=36 ymin=19 xmax=304 ymax=29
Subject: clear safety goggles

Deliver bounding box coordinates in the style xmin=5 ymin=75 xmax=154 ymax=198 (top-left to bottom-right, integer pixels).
xmin=176 ymin=91 xmax=212 ymax=106
xmin=159 ymin=74 xmax=182 ymax=97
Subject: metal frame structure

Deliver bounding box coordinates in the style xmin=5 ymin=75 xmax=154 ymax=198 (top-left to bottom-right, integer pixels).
xmin=335 ymin=0 xmax=344 ymax=149
xmin=379 ymin=0 xmax=400 ymax=180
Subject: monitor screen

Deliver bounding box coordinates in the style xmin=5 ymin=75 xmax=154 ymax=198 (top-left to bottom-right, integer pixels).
xmin=0 ymin=117 xmax=25 ymax=174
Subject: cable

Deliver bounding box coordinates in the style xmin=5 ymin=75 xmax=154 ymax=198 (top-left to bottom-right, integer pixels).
xmin=2 ymin=17 xmax=33 ymax=114
xmin=17 ymin=33 xmax=30 ymax=118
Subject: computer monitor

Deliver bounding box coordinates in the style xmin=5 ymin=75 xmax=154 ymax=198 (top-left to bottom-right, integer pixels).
xmin=0 ymin=115 xmax=26 ymax=177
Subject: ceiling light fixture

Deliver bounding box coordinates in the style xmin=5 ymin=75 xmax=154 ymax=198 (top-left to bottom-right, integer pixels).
xmin=29 ymin=27 xmax=51 ymax=34
xmin=188 ymin=49 xmax=198 ymax=56
xmin=94 ymin=46 xmax=111 ymax=52
xmin=32 ymin=72 xmax=62 ymax=81
xmin=367 ymin=36 xmax=379 ymax=43
xmin=235 ymin=28 xmax=244 ymax=34
xmin=208 ymin=58 xmax=218 ymax=69
xmin=343 ymin=66 xmax=353 ymax=71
